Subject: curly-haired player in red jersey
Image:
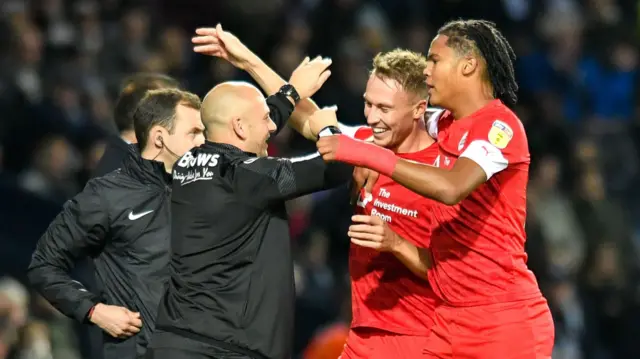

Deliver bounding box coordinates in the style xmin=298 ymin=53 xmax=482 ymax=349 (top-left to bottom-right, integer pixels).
xmin=317 ymin=19 xmax=554 ymax=359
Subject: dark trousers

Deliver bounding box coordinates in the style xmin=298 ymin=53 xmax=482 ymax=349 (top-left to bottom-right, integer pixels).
xmin=145 ymin=331 xmax=253 ymax=359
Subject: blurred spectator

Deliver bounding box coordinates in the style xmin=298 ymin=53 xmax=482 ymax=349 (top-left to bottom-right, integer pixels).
xmin=549 ymin=272 xmax=585 ymax=359
xmin=18 ymin=135 xmax=80 ymax=204
xmin=0 ymin=277 xmax=30 ymax=359
xmin=580 ymin=241 xmax=633 ymax=359
xmin=7 ymin=23 xmax=44 ymax=104
xmin=528 ymin=155 xmax=586 ymax=276
xmin=0 ymin=277 xmax=28 ymax=332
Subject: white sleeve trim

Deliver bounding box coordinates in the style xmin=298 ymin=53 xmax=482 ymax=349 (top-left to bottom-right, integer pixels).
xmin=249 ymin=152 xmax=322 ymax=165
xmin=459 ymin=140 xmax=509 ymax=179
xmin=288 ymin=152 xmax=321 ymax=163
xmin=337 ymin=122 xmax=363 ymax=139
xmin=425 ymin=108 xmax=444 ymax=139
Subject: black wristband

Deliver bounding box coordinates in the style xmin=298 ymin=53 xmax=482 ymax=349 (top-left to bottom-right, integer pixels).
xmin=278 ymin=84 xmax=300 ymax=105
xmin=317 ymin=126 xmax=342 ymax=139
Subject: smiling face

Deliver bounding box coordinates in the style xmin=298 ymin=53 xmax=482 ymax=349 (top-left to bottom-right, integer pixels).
xmin=242 ymin=93 xmax=276 ymax=157
xmin=363 ymin=74 xmax=420 ymax=150
xmin=363 ymin=49 xmax=429 ymax=151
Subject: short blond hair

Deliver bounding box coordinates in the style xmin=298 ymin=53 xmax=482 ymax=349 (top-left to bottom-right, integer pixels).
xmin=371 ymin=49 xmax=428 ymax=99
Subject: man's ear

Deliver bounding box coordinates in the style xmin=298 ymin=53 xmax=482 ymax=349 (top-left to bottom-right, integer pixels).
xmin=413 ymin=99 xmax=427 ymax=120
xmin=232 ymin=118 xmax=247 ymax=140
xmin=150 ymin=126 xmax=165 ymax=149
xmin=461 ymin=56 xmax=479 ymax=77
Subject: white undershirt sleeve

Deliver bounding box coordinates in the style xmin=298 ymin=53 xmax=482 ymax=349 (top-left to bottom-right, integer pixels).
xmin=338 ymin=123 xmax=365 ymax=139
xmin=459 ymin=140 xmax=509 ymax=179
xmin=425 ymin=108 xmax=444 ymax=139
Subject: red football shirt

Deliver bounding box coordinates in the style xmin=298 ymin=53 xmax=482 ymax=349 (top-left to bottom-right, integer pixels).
xmin=345 ymin=126 xmax=441 ymax=335
xmin=426 ymin=100 xmax=541 ymax=306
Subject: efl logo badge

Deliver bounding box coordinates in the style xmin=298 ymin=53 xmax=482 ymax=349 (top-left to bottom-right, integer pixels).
xmin=488 ymin=120 xmax=513 ymax=149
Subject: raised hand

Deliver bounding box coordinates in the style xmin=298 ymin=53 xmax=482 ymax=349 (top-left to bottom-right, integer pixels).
xmin=288 ymin=56 xmax=332 ymax=100
xmin=192 ymin=24 xmax=255 ymax=70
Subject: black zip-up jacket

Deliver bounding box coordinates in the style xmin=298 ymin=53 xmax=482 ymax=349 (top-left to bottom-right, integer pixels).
xmin=92 ymin=134 xmax=130 ymax=178
xmin=152 ymin=95 xmax=351 ymax=359
xmin=86 ymin=134 xmax=131 ymax=359
xmin=28 ymin=145 xmax=172 ymax=359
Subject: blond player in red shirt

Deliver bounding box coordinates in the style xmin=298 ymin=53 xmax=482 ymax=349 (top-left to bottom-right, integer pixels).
xmin=333 ymin=51 xmax=443 ymax=359
xmin=317 ymin=19 xmax=554 ymax=358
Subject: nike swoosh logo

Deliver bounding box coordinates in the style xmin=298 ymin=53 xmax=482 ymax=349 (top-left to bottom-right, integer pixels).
xmin=128 ymin=210 xmax=154 ymax=220
xmin=243 ymin=158 xmax=260 ymax=164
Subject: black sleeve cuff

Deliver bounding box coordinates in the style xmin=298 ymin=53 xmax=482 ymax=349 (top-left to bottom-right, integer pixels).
xmin=266 ymin=92 xmax=295 ymax=135
xmin=74 ymin=297 xmax=100 ymax=324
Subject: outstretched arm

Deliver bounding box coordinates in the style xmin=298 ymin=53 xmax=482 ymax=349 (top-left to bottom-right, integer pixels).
xmin=318 ymin=111 xmax=526 ymax=206
xmin=193 ymin=24 xmax=330 ymax=140
xmin=316 ymin=135 xmax=487 ymax=205
xmin=231 ymin=151 xmax=352 ymax=207
xmin=391 ymin=158 xmax=487 ymax=205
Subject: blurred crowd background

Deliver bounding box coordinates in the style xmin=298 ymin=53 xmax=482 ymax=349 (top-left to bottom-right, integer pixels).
xmin=0 ymin=0 xmax=638 ymax=358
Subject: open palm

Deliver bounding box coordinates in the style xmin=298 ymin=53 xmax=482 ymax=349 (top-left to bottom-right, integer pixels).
xmin=192 ymin=24 xmax=252 ymax=69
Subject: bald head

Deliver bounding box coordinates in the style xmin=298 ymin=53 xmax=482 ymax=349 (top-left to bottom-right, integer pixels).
xmin=201 ymin=81 xmax=276 ymax=156
xmin=201 ymin=82 xmax=264 ymax=131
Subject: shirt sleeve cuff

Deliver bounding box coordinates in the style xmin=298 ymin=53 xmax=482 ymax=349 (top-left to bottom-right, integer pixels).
xmin=74 ymin=297 xmax=100 ymax=323
xmin=267 ymin=92 xmax=295 ymax=131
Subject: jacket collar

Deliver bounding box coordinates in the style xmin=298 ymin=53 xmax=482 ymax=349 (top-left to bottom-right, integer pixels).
xmin=202 ymin=141 xmax=258 ymax=158
xmin=121 ymin=144 xmax=171 ymax=187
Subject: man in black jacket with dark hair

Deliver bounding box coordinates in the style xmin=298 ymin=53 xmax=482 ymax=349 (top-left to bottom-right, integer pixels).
xmin=28 ymin=88 xmax=205 ymax=359
xmin=78 ymin=73 xmax=181 ymax=359
xmin=92 ymin=73 xmax=181 ymax=178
